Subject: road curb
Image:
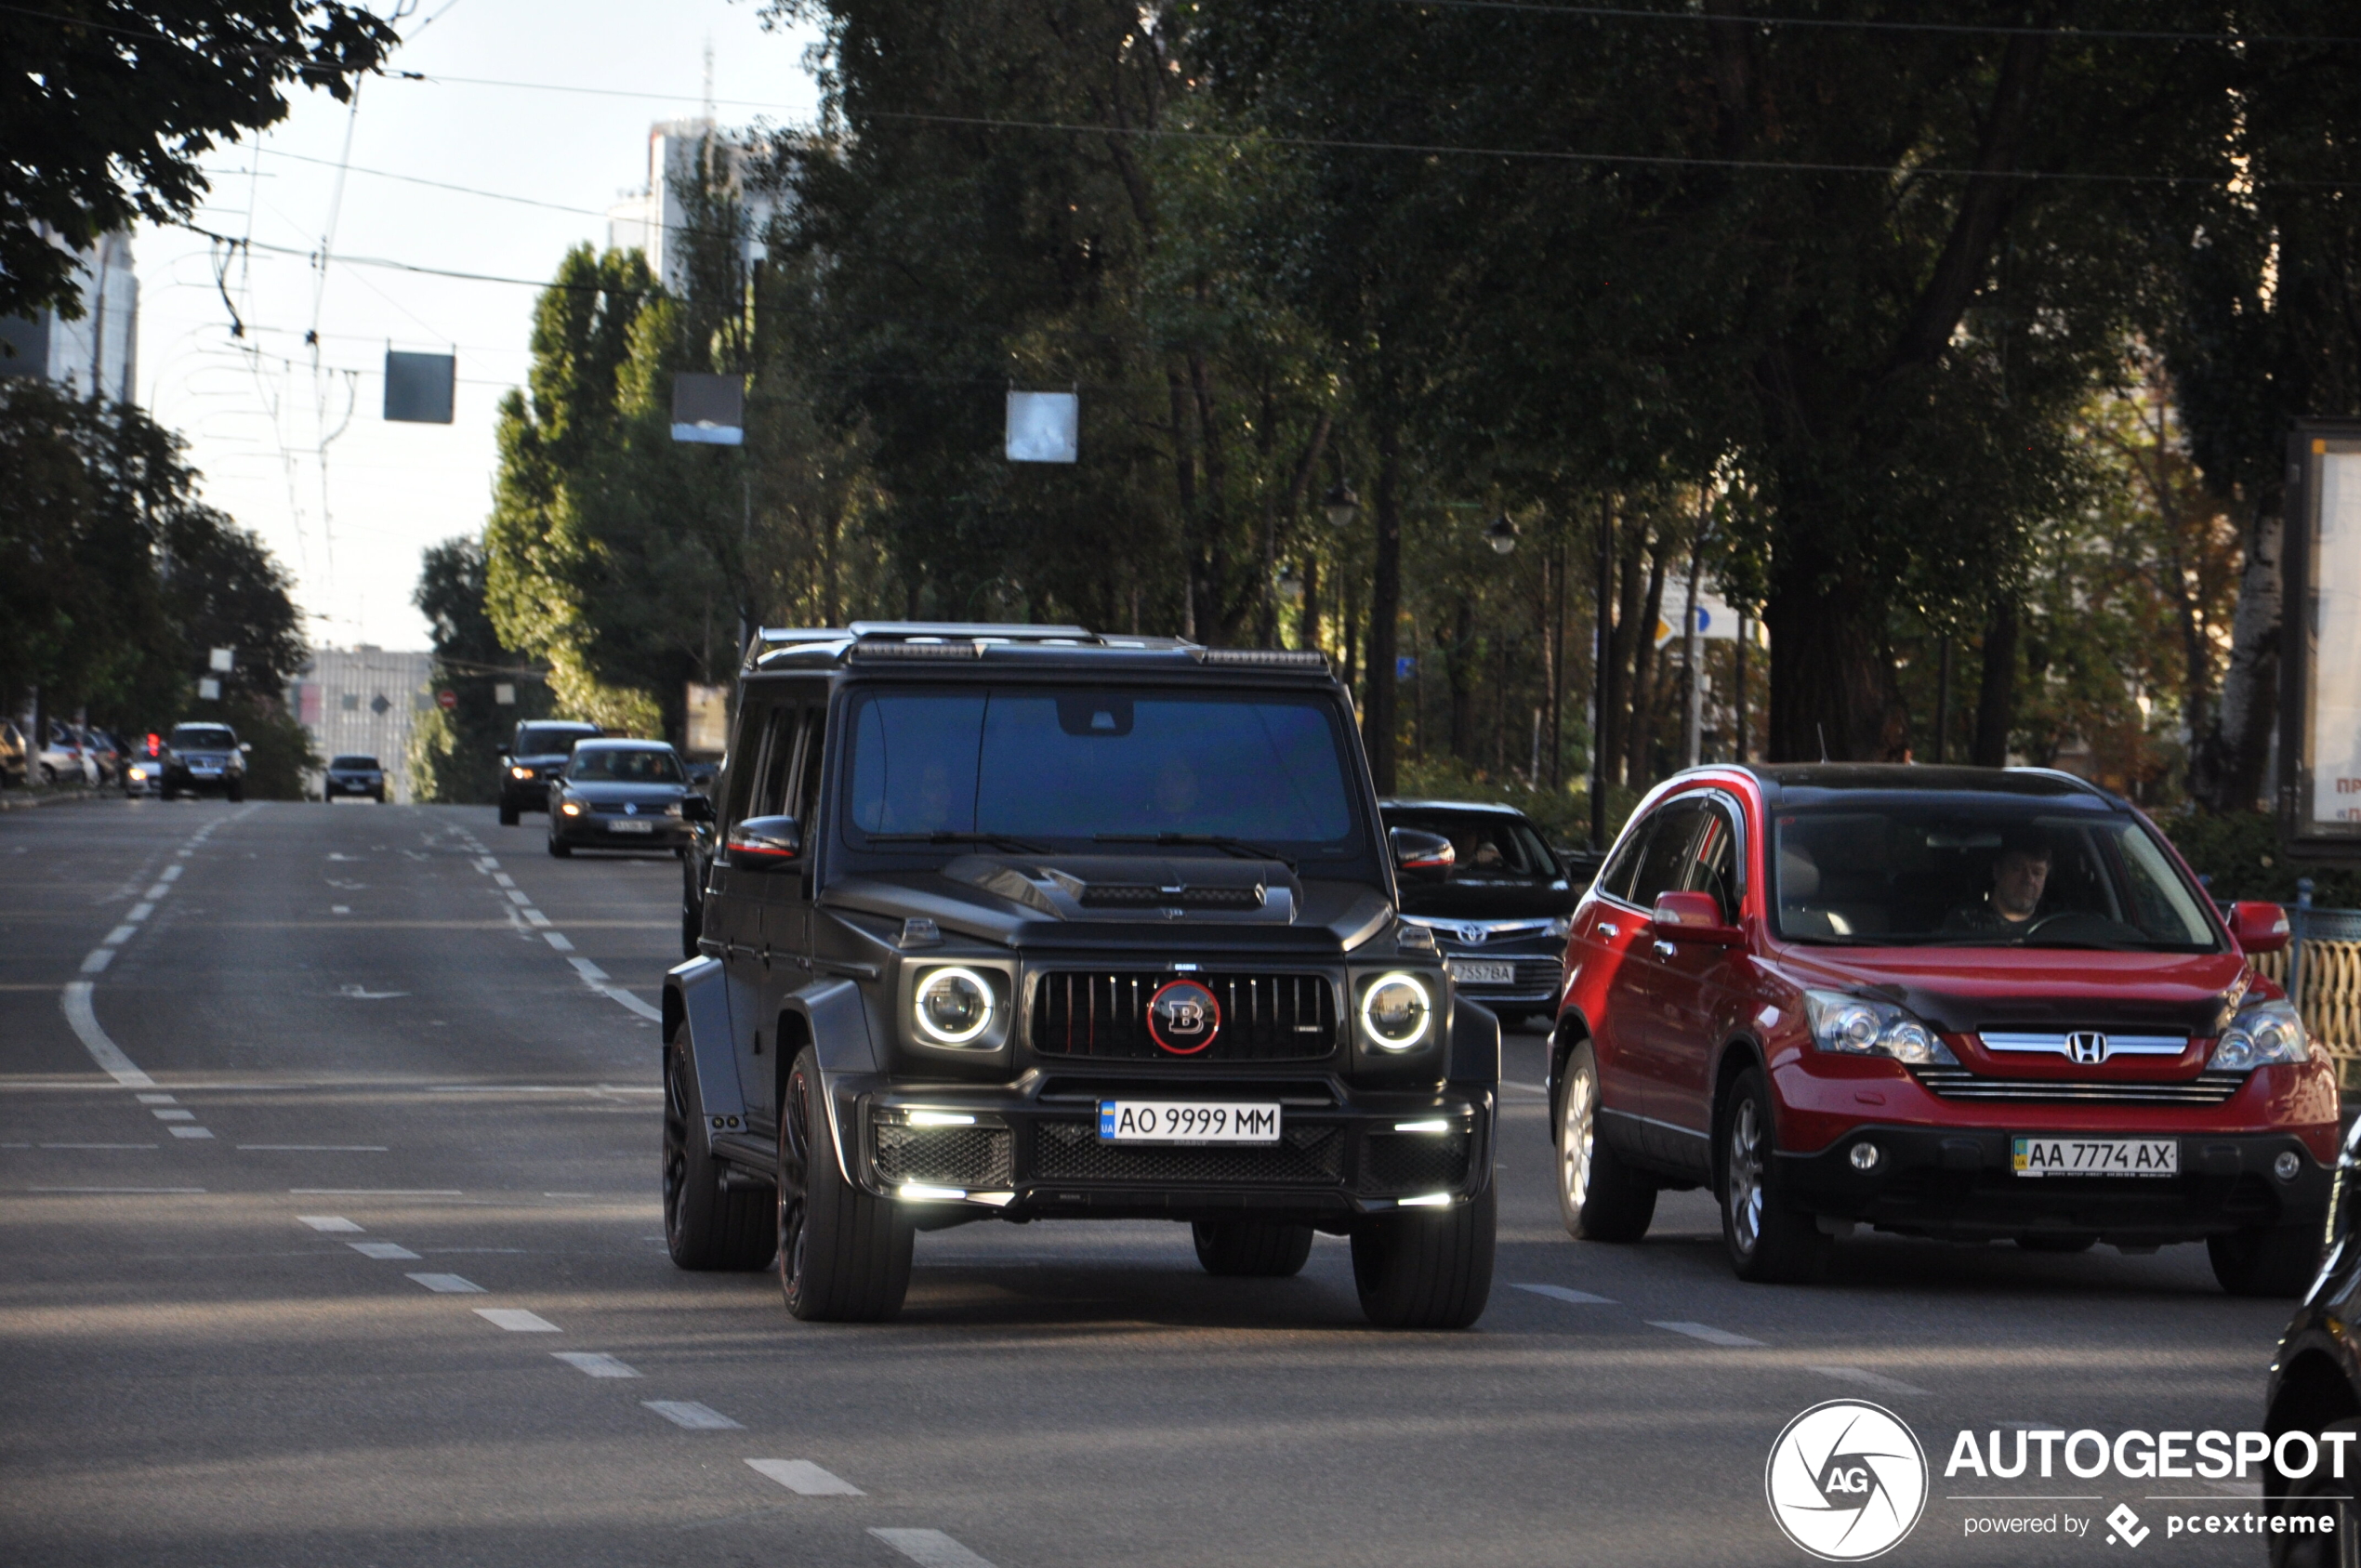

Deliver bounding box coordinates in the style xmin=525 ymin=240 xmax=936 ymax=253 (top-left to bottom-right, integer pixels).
xmin=0 ymin=787 xmax=102 ymax=812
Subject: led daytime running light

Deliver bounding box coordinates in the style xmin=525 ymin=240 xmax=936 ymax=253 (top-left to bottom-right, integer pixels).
xmin=1360 ymin=971 xmax=1434 ymax=1049
xmin=912 ymin=967 xmax=996 ymax=1046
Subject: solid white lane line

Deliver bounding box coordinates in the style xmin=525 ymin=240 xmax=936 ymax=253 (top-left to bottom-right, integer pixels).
xmin=870 ymin=1529 xmax=998 ymax=1568
xmin=135 ymin=1093 xmax=176 ymax=1105
xmin=1512 ymin=1283 xmax=1616 ymax=1306
xmin=350 ymin=1242 xmax=420 ymax=1259
xmin=642 ymin=1401 xmax=742 ymax=1430
xmin=297 ymin=1216 xmax=363 ymax=1232
xmin=406 ymin=1272 xmax=484 ymax=1293
xmin=29 ymin=1186 xmax=204 ymax=1193
xmin=1648 ymin=1321 xmax=1765 ymax=1348
xmin=746 ymin=1459 xmax=864 ymax=1496
xmin=60 ymin=980 xmax=152 ymax=1087
xmin=167 ymin=1127 xmax=215 ymax=1140
xmin=551 ymin=1351 xmax=639 ymax=1377
xmin=159 ymin=865 xmax=182 ymax=881
xmin=1811 ymin=1365 xmax=1932 ymax=1396
xmin=542 ymin=931 xmax=574 ymax=951
xmin=475 ymin=1308 xmax=560 ymax=1332
xmin=239 ymin=1144 xmax=388 ymax=1152
xmin=41 ymin=1142 xmax=155 ymax=1150
xmin=291 ymin=1188 xmax=461 ymax=1195
xmin=127 ymin=903 xmax=154 ymax=921
xmin=152 ymin=1109 xmax=195 ymax=1121
xmin=79 ymin=949 xmax=114 ymax=973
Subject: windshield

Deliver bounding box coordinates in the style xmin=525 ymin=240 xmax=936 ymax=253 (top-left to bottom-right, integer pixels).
xmin=1384 ymin=811 xmax=1560 ymax=881
xmin=329 ymin=756 xmax=379 ymax=771
xmin=568 ymin=747 xmax=682 ymax=784
xmin=842 ymin=687 xmax=1360 ymax=854
xmin=171 ymin=726 xmax=236 ymax=751
xmin=518 ymin=726 xmax=596 ymax=757
xmin=1774 ymin=804 xmax=2220 ymax=951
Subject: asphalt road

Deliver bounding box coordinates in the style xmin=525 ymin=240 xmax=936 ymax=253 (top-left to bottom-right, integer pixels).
xmin=0 ymin=799 xmax=2312 ymax=1566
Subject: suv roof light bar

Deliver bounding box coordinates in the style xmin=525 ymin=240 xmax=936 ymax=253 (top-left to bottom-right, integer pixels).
xmin=1197 ymin=648 xmax=1329 ymax=670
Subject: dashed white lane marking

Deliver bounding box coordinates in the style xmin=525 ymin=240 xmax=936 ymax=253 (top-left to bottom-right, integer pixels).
xmin=746 ymin=1459 xmax=864 ymax=1496
xmin=63 ymin=975 xmax=152 ymax=1087
xmin=240 ymin=1144 xmax=388 ymax=1152
xmin=493 ymin=872 xmax=516 ymax=888
xmin=506 ymin=889 xmax=534 ymax=906
xmin=541 ymin=930 xmax=574 ymax=951
xmin=870 ymin=1528 xmax=998 ymax=1568
xmin=127 ymin=902 xmax=154 ymax=921
xmin=350 ymin=1242 xmax=420 ymax=1259
xmin=102 ymin=924 xmax=138 ymax=945
xmin=1649 ymin=1321 xmax=1765 ymax=1348
xmin=159 ymin=864 xmax=182 ymax=882
xmin=168 ymin=1127 xmax=214 ymax=1140
xmin=29 ymin=1186 xmax=204 ymax=1193
xmin=143 ymin=883 xmax=170 ymax=899
xmin=407 ymin=1272 xmax=483 ymax=1293
xmin=1512 ymin=1283 xmax=1616 ymax=1306
xmin=79 ymin=949 xmax=114 ymax=973
xmin=569 ymin=957 xmax=612 ymax=981
xmin=522 ymin=908 xmax=553 ymax=929
xmin=552 ymin=1352 xmax=640 ymax=1377
xmin=475 ymin=1308 xmax=560 ymax=1332
xmin=1811 ymin=1365 xmax=1932 ymax=1396
xmin=291 ymin=1188 xmax=461 ymax=1195
xmin=331 ymin=905 xmax=351 ymax=915
xmin=642 ymin=1401 xmax=742 ymax=1430
xmin=135 ymin=1093 xmax=176 ymax=1105
xmin=152 ymin=1109 xmax=195 ymax=1121
xmin=298 ymin=1216 xmax=363 ymax=1232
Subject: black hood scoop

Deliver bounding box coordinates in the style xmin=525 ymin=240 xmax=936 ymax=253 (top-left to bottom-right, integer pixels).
xmin=942 ymin=854 xmax=1298 ymax=924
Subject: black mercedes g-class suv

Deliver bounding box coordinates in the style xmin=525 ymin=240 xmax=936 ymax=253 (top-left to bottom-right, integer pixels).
xmin=498 ymin=719 xmax=602 ymax=825
xmin=660 ymin=623 xmax=1498 ymax=1327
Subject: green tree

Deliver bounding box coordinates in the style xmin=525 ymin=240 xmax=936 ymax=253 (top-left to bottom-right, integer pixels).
xmin=410 ymin=534 xmax=547 ymax=804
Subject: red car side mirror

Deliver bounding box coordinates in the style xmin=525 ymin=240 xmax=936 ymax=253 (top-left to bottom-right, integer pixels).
xmin=1652 ymin=890 xmax=1746 ymax=945
xmin=2231 ymin=900 xmax=2290 ymax=955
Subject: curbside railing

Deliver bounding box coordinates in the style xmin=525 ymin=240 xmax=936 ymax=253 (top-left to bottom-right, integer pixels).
xmin=2246 ymin=880 xmax=2361 ymax=1087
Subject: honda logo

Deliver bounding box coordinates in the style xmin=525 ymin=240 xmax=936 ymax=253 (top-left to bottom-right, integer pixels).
xmin=2067 ymin=1031 xmax=2109 ymax=1065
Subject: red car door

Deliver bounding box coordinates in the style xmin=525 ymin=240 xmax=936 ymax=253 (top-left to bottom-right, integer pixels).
xmin=1639 ymin=793 xmax=1750 ymax=1152
xmin=1592 ymin=797 xmax=1709 ymax=1145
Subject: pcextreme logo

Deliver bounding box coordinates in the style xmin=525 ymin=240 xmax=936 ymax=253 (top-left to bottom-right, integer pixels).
xmin=1765 ymin=1401 xmax=1931 ymax=1561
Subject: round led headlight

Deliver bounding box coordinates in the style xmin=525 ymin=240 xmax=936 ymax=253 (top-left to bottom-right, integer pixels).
xmin=914 ymin=967 xmax=996 ymax=1046
xmin=1361 ymin=971 xmax=1434 ymax=1050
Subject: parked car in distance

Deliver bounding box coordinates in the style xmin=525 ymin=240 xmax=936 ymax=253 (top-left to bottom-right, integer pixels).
xmin=498 ymin=720 xmax=602 ymax=825
xmin=547 ymin=739 xmax=692 ymax=857
xmin=1381 ymin=798 xmax=1579 ymax=1029
xmin=120 ymin=732 xmax=165 ymax=797
xmin=0 ymin=718 xmax=25 ymax=788
xmin=683 ymin=759 xmax=719 ymax=791
xmin=37 ymin=721 xmax=99 ymax=787
xmin=160 ymin=722 xmax=248 ymax=801
xmin=2263 ymin=1114 xmax=2361 ymax=1564
xmin=1550 ymin=763 xmax=2329 ymax=1294
xmin=85 ymin=728 xmax=124 ymax=785
xmin=323 ymin=755 xmax=388 ymax=802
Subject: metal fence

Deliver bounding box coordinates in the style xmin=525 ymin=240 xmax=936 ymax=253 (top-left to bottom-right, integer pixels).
xmin=2249 ymin=888 xmax=2361 ymax=1086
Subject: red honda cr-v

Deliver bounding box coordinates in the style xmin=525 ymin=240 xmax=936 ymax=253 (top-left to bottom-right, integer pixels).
xmin=1549 ymin=764 xmax=2333 ymax=1294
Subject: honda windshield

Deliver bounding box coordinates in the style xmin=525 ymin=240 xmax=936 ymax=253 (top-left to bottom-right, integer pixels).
xmin=1773 ymin=804 xmax=2221 ymax=951
xmin=840 ymin=687 xmax=1365 ymax=863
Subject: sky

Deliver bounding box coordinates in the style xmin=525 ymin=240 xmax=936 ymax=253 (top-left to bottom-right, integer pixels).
xmin=132 ymin=0 xmax=825 ymax=652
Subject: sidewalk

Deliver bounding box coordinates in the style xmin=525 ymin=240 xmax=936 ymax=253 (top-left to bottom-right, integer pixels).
xmin=0 ymin=785 xmax=101 ymax=812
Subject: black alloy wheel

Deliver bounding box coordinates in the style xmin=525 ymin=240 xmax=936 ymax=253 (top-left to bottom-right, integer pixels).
xmin=660 ymin=1041 xmax=772 ymax=1271
xmin=777 ymin=1046 xmax=911 ymax=1322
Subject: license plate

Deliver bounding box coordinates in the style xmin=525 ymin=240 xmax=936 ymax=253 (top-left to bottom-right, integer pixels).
xmin=1448 ymin=959 xmax=1516 ymax=984
xmin=1098 ymin=1100 xmax=1280 ymax=1144
xmin=607 ymin=819 xmax=654 ymax=834
xmin=2011 ymin=1137 xmax=2178 ymax=1178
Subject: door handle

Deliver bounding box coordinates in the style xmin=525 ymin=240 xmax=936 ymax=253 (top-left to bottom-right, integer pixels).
xmin=1653 ymin=939 xmax=1677 ymax=958
xmin=1598 ymin=922 xmax=1620 ymax=939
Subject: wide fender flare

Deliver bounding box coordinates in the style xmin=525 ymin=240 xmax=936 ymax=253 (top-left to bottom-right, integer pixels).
xmin=1448 ymin=993 xmax=1502 ymax=1087
xmin=665 ymin=955 xmax=745 ymax=1155
xmin=780 ymin=976 xmax=879 ymax=1187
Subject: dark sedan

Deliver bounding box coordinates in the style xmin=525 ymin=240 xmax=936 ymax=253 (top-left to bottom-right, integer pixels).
xmin=547 ymin=740 xmax=692 ymax=858
xmin=1380 ymin=798 xmax=1578 ymax=1028
xmin=323 ymin=755 xmax=387 ymax=802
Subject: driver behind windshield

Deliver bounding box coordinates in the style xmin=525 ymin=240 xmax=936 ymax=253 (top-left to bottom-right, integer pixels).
xmin=1944 ymin=828 xmax=2051 ymax=934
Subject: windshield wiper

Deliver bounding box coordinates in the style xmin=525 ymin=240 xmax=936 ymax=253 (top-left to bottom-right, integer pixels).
xmin=866 ymin=831 xmax=1050 ymax=854
xmin=1094 ymin=832 xmax=1298 ymax=872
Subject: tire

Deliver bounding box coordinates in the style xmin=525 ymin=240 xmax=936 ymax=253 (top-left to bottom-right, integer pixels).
xmin=777 ymin=1046 xmax=911 ymax=1322
xmin=1718 ymin=1066 xmax=1830 ymax=1284
xmin=1350 ymin=1179 xmax=1496 ymax=1329
xmin=39 ymin=764 xmax=57 ymax=786
xmin=1193 ymin=1220 xmax=1315 ymax=1277
xmin=499 ymin=799 xmax=520 ymax=827
xmin=226 ymin=781 xmax=244 ymax=802
xmin=1555 ymin=1040 xmax=1657 ymax=1242
xmin=372 ymin=789 xmax=385 ymax=804
xmin=681 ymin=859 xmax=704 ymax=959
xmin=2210 ymin=1223 xmax=2323 ymax=1298
xmin=2274 ymin=1419 xmax=2360 ymax=1568
xmin=661 ymin=1040 xmax=774 ymax=1271
xmin=547 ymin=836 xmax=571 ymax=858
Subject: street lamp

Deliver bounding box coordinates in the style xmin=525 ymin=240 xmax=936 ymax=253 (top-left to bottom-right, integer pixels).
xmin=1324 ymin=480 xmax=1360 ymax=531
xmin=1484 ymin=514 xmax=1519 ymax=556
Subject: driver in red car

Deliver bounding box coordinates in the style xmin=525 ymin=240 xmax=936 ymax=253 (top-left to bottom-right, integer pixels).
xmin=1945 ymin=828 xmax=2051 ymax=934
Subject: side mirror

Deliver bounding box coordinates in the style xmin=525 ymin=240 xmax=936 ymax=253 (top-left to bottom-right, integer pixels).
xmin=1390 ymin=827 xmax=1456 ymax=880
xmin=1652 ymin=890 xmax=1745 ymax=946
xmin=238 ymin=742 xmax=253 ymax=754
xmin=2232 ymin=900 xmax=2290 ymax=955
xmin=727 ymin=814 xmax=801 ymax=868
xmin=679 ymin=794 xmax=715 ymax=824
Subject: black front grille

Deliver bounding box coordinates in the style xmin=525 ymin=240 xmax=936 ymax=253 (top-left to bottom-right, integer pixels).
xmin=1031 ymin=971 xmax=1338 ymax=1061
xmin=1078 ymin=884 xmax=1265 ymax=910
xmin=1360 ymin=1131 xmax=1471 ymax=1192
xmin=1912 ymin=1069 xmax=2247 ymax=1106
xmin=1035 ymin=1119 xmax=1343 ymax=1184
xmin=873 ymin=1124 xmax=1013 ymax=1187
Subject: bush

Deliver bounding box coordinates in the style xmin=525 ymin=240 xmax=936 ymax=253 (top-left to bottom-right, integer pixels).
xmin=2154 ymin=809 xmax=2361 ymax=908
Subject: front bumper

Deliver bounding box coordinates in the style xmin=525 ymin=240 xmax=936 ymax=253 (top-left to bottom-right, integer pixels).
xmin=844 ymin=1077 xmax=1496 ymax=1225
xmin=1777 ymin=1125 xmax=2332 ymax=1244
xmin=326 ymin=778 xmax=382 ymax=796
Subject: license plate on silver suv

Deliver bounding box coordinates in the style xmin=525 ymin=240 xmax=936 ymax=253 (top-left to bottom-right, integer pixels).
xmin=2011 ymin=1137 xmax=2178 ymax=1178
xmin=1098 ymin=1101 xmax=1280 ymax=1144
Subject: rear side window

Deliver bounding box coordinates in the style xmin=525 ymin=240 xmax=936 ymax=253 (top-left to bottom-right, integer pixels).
xmin=1624 ymin=800 xmax=1708 ymax=911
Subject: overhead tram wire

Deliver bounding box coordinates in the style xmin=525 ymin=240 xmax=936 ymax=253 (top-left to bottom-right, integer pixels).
xmin=1353 ymin=0 xmax=2361 ymax=47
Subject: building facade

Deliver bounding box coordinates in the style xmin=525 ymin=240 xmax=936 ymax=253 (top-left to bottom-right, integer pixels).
xmin=293 ymin=648 xmax=435 ymax=803
xmin=604 ymin=119 xmax=780 ymax=293
xmin=0 ymin=229 xmax=138 ymax=402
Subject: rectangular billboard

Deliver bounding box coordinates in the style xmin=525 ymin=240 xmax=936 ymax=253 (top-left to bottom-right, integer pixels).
xmin=2282 ymin=421 xmax=2361 ymax=852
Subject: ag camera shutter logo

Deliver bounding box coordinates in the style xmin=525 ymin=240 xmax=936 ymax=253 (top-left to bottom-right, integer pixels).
xmin=1765 ymin=1400 xmax=1929 ymax=1561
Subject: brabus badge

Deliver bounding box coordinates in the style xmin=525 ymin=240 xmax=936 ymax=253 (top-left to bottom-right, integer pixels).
xmin=1147 ymin=979 xmax=1221 ymax=1056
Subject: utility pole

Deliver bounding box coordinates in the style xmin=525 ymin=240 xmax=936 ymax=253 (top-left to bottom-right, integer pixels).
xmin=1591 ymin=497 xmax=1613 ymax=851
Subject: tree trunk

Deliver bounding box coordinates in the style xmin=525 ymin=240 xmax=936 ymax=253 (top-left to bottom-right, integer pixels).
xmin=2190 ymin=505 xmax=2283 ymax=811
xmin=1364 ymin=419 xmax=1403 ymax=792
xmin=1447 ymin=597 xmax=1476 ymax=763
xmin=1299 ymin=554 xmax=1321 ymax=653
xmin=1624 ymin=534 xmax=1669 ymax=787
xmin=1603 ymin=513 xmax=1646 ymax=782
xmin=1972 ymin=597 xmax=2018 ymax=768
xmin=1763 ymin=547 xmax=1907 ymax=762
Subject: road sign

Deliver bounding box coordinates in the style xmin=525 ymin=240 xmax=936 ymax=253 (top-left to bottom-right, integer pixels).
xmin=437 ymin=690 xmax=457 ymax=711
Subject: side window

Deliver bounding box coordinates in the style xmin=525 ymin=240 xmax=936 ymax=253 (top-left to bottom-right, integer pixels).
xmin=721 ymin=701 xmax=788 ymax=831
xmin=1626 ymin=801 xmax=1707 ymax=912
xmin=788 ymin=703 xmax=827 ymax=824
xmin=1595 ymin=813 xmax=1655 ymax=905
xmin=1682 ymin=801 xmax=1744 ymax=923
xmin=751 ymin=707 xmax=805 ymax=820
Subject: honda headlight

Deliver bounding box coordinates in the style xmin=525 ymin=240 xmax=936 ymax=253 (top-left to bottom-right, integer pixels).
xmin=1803 ymin=989 xmax=1958 ymax=1066
xmin=1361 ymin=972 xmax=1434 ymax=1050
xmin=2207 ymin=998 xmax=2309 ymax=1071
xmin=913 ymin=967 xmax=995 ymax=1046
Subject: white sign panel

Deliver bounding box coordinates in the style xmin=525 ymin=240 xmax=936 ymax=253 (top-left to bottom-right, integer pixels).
xmin=1006 ymin=391 xmax=1078 ymax=464
xmin=1652 ymin=586 xmax=1767 ymax=648
xmin=2312 ymin=452 xmax=2361 ymax=825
